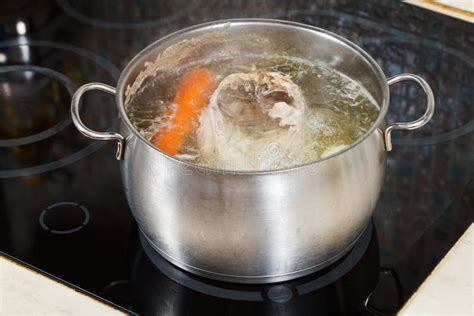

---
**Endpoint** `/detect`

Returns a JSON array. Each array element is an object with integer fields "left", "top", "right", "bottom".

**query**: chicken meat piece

[{"left": 197, "top": 72, "right": 307, "bottom": 170}]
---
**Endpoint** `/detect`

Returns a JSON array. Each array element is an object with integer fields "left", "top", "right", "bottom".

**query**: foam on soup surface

[{"left": 126, "top": 55, "right": 380, "bottom": 171}]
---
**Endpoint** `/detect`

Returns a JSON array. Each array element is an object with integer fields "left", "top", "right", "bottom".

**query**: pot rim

[{"left": 116, "top": 18, "right": 390, "bottom": 175}]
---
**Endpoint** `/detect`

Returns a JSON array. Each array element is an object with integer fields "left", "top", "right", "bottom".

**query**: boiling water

[{"left": 126, "top": 55, "right": 380, "bottom": 170}]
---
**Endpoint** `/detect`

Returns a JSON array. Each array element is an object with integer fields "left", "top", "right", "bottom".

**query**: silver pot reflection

[{"left": 71, "top": 19, "right": 434, "bottom": 283}]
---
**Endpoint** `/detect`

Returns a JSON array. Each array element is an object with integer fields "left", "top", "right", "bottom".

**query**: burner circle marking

[
  {"left": 39, "top": 201, "right": 90, "bottom": 234},
  {"left": 0, "top": 65, "right": 76, "bottom": 147},
  {"left": 56, "top": 0, "right": 197, "bottom": 29},
  {"left": 0, "top": 40, "right": 120, "bottom": 178},
  {"left": 138, "top": 223, "right": 373, "bottom": 301},
  {"left": 361, "top": 36, "right": 474, "bottom": 146},
  {"left": 266, "top": 285, "right": 293, "bottom": 303}
]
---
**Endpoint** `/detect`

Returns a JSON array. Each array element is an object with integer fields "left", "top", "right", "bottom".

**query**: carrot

[{"left": 152, "top": 68, "right": 216, "bottom": 155}]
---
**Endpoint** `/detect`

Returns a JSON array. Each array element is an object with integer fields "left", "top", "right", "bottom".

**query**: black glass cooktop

[{"left": 1, "top": 1, "right": 473, "bottom": 315}]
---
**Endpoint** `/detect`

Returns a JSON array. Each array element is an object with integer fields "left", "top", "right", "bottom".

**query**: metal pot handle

[
  {"left": 71, "top": 82, "right": 124, "bottom": 160},
  {"left": 384, "top": 73, "right": 435, "bottom": 151}
]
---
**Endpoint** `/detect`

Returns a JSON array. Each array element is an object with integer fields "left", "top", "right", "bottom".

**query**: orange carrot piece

[{"left": 152, "top": 68, "right": 216, "bottom": 155}]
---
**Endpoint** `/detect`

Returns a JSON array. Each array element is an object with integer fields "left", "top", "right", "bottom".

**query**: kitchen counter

[
  {"left": 399, "top": 224, "right": 474, "bottom": 315},
  {"left": 0, "top": 254, "right": 128, "bottom": 315}
]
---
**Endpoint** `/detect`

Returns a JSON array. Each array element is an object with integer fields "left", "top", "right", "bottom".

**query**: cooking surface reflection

[{"left": 129, "top": 223, "right": 379, "bottom": 315}]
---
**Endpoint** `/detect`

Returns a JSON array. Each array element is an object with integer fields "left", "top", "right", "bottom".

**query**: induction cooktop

[{"left": 0, "top": 1, "right": 472, "bottom": 315}]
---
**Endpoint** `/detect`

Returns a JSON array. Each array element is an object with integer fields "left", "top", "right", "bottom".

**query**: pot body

[
  {"left": 120, "top": 121, "right": 385, "bottom": 283},
  {"left": 71, "top": 19, "right": 434, "bottom": 284}
]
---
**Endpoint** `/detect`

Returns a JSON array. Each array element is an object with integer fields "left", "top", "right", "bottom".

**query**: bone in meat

[{"left": 197, "top": 72, "right": 307, "bottom": 170}]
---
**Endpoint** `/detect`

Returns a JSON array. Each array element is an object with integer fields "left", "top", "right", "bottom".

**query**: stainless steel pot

[{"left": 71, "top": 19, "right": 434, "bottom": 283}]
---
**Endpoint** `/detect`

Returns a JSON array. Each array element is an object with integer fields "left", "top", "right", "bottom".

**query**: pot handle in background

[
  {"left": 71, "top": 83, "right": 124, "bottom": 160},
  {"left": 384, "top": 74, "right": 435, "bottom": 151}
]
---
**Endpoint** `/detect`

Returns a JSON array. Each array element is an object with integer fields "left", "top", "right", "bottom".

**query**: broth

[{"left": 126, "top": 55, "right": 380, "bottom": 171}]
